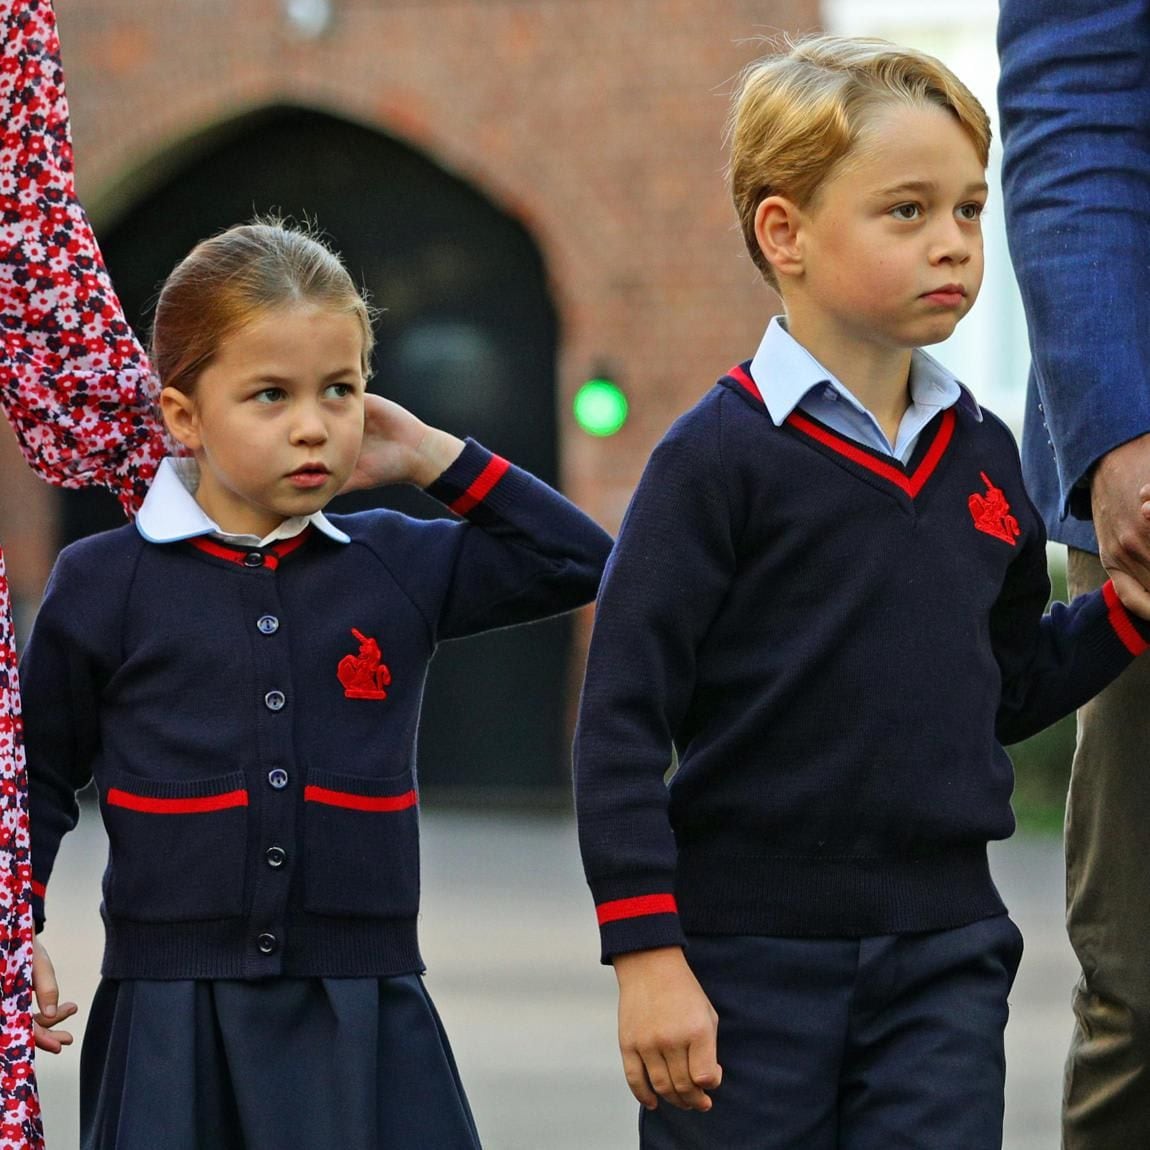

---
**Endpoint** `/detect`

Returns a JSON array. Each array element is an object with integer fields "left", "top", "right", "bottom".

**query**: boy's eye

[
  {"left": 324, "top": 382, "right": 356, "bottom": 399},
  {"left": 254, "top": 387, "right": 286, "bottom": 404},
  {"left": 890, "top": 203, "right": 921, "bottom": 221},
  {"left": 957, "top": 202, "right": 985, "bottom": 222}
]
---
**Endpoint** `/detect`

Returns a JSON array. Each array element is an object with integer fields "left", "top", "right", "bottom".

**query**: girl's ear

[
  {"left": 159, "top": 386, "right": 202, "bottom": 452},
  {"left": 754, "top": 195, "right": 805, "bottom": 281}
]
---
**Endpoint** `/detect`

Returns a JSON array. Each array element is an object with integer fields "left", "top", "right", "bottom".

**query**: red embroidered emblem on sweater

[
  {"left": 968, "top": 472, "right": 1020, "bottom": 545},
  {"left": 337, "top": 629, "right": 392, "bottom": 699}
]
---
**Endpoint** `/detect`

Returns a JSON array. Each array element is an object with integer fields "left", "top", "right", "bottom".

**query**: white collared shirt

[
  {"left": 136, "top": 457, "right": 351, "bottom": 546},
  {"left": 748, "top": 316, "right": 982, "bottom": 463}
]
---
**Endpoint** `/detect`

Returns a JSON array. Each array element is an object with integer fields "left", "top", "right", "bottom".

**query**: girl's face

[{"left": 160, "top": 302, "right": 367, "bottom": 538}]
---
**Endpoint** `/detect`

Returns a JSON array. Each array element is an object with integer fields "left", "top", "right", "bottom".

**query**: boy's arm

[
  {"left": 993, "top": 490, "right": 1150, "bottom": 746},
  {"left": 0, "top": 0, "right": 165, "bottom": 515},
  {"left": 574, "top": 400, "right": 734, "bottom": 1109}
]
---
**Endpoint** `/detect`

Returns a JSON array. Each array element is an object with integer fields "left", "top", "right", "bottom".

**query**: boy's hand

[
  {"left": 32, "top": 938, "right": 78, "bottom": 1054},
  {"left": 1092, "top": 443, "right": 1150, "bottom": 619},
  {"left": 612, "top": 946, "right": 722, "bottom": 1112},
  {"left": 342, "top": 393, "right": 465, "bottom": 492}
]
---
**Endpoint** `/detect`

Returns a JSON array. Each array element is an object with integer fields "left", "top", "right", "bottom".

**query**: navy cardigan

[
  {"left": 575, "top": 366, "right": 1150, "bottom": 961},
  {"left": 23, "top": 441, "right": 612, "bottom": 979}
]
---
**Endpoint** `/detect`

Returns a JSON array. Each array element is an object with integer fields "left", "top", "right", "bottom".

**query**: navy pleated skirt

[{"left": 79, "top": 975, "right": 482, "bottom": 1150}]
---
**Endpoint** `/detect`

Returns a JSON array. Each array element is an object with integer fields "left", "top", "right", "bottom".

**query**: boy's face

[
  {"left": 160, "top": 302, "right": 366, "bottom": 538},
  {"left": 774, "top": 102, "right": 987, "bottom": 363}
]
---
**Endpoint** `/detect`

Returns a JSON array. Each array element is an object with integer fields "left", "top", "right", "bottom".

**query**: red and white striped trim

[
  {"left": 596, "top": 893, "right": 678, "bottom": 926},
  {"left": 304, "top": 785, "right": 419, "bottom": 813},
  {"left": 188, "top": 528, "right": 311, "bottom": 571}
]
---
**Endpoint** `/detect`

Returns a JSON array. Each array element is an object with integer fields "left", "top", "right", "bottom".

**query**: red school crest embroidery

[
  {"left": 968, "top": 471, "right": 1021, "bottom": 546},
  {"left": 337, "top": 629, "right": 392, "bottom": 699}
]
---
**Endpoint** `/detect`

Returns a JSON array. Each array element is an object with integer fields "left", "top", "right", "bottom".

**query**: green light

[{"left": 574, "top": 378, "right": 628, "bottom": 437}]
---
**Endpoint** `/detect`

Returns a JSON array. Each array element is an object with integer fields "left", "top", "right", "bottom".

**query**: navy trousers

[{"left": 641, "top": 915, "right": 1023, "bottom": 1150}]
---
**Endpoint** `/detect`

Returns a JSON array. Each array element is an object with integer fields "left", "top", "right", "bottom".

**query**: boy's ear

[
  {"left": 754, "top": 195, "right": 805, "bottom": 281},
  {"left": 159, "top": 386, "right": 202, "bottom": 451}
]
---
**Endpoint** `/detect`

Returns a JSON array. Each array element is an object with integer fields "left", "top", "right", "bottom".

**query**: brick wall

[{"left": 3, "top": 0, "right": 820, "bottom": 627}]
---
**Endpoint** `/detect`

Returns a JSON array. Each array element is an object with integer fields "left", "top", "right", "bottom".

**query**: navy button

[
  {"left": 256, "top": 932, "right": 278, "bottom": 954},
  {"left": 243, "top": 552, "right": 264, "bottom": 568},
  {"left": 264, "top": 690, "right": 286, "bottom": 711},
  {"left": 265, "top": 846, "right": 287, "bottom": 868},
  {"left": 267, "top": 768, "right": 289, "bottom": 790},
  {"left": 257, "top": 615, "right": 280, "bottom": 635}
]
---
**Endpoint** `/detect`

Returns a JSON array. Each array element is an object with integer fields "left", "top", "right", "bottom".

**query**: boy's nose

[{"left": 931, "top": 221, "right": 972, "bottom": 264}]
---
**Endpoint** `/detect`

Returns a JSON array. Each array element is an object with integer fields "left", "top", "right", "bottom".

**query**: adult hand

[
  {"left": 1092, "top": 433, "right": 1150, "bottom": 618},
  {"left": 612, "top": 946, "right": 722, "bottom": 1112},
  {"left": 31, "top": 937, "right": 78, "bottom": 1054}
]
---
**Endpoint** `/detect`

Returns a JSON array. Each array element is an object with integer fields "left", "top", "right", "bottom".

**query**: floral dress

[{"left": 0, "top": 1, "right": 164, "bottom": 1144}]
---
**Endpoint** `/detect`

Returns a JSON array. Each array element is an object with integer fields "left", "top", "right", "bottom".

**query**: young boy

[{"left": 574, "top": 36, "right": 1150, "bottom": 1149}]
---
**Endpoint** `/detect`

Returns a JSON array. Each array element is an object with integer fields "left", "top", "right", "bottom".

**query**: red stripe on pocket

[
  {"left": 304, "top": 785, "right": 419, "bottom": 812},
  {"left": 106, "top": 788, "right": 249, "bottom": 814},
  {"left": 449, "top": 456, "right": 510, "bottom": 516},
  {"left": 1103, "top": 579, "right": 1149, "bottom": 656},
  {"left": 596, "top": 893, "right": 678, "bottom": 926}
]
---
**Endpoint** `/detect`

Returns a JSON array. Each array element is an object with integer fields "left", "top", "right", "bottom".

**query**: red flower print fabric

[{"left": 0, "top": 1, "right": 165, "bottom": 1143}]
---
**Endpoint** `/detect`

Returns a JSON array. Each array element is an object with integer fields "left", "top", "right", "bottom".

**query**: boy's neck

[{"left": 782, "top": 308, "right": 914, "bottom": 446}]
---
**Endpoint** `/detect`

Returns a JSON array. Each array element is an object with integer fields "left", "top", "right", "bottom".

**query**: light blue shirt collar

[
  {"left": 747, "top": 315, "right": 981, "bottom": 455},
  {"left": 136, "top": 457, "right": 351, "bottom": 546}
]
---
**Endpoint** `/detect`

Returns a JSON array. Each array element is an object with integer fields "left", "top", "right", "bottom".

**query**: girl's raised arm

[{"left": 0, "top": 0, "right": 165, "bottom": 517}]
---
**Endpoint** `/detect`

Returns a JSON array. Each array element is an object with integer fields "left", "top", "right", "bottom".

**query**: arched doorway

[{"left": 62, "top": 106, "right": 569, "bottom": 801}]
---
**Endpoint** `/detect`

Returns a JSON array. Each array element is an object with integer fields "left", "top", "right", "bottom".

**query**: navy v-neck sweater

[
  {"left": 575, "top": 366, "right": 1150, "bottom": 960},
  {"left": 22, "top": 441, "right": 612, "bottom": 979}
]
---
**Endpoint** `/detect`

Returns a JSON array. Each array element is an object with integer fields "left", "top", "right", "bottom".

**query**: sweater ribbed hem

[
  {"left": 100, "top": 913, "right": 424, "bottom": 979},
  {"left": 676, "top": 843, "right": 1004, "bottom": 938}
]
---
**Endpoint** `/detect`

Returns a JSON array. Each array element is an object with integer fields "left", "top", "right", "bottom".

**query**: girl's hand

[
  {"left": 32, "top": 937, "right": 78, "bottom": 1054},
  {"left": 342, "top": 393, "right": 465, "bottom": 492}
]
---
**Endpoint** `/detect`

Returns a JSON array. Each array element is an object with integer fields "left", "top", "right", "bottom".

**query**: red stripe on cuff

[
  {"left": 449, "top": 455, "right": 511, "bottom": 516},
  {"left": 1103, "top": 579, "right": 1149, "bottom": 656},
  {"left": 31, "top": 880, "right": 46, "bottom": 899},
  {"left": 106, "top": 788, "right": 249, "bottom": 814},
  {"left": 596, "top": 893, "right": 678, "bottom": 926},
  {"left": 304, "top": 785, "right": 419, "bottom": 812}
]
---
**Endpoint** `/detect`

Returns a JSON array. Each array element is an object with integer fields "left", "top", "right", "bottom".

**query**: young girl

[{"left": 20, "top": 225, "right": 611, "bottom": 1148}]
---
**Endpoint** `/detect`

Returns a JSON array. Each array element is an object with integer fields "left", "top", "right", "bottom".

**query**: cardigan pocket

[
  {"left": 99, "top": 768, "right": 249, "bottom": 923},
  {"left": 302, "top": 767, "right": 420, "bottom": 919}
]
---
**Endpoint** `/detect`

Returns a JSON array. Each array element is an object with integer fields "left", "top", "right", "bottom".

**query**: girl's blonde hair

[
  {"left": 151, "top": 218, "right": 374, "bottom": 394},
  {"left": 727, "top": 35, "right": 991, "bottom": 287}
]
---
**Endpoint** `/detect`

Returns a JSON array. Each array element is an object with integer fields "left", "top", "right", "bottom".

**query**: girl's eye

[
  {"left": 958, "top": 202, "right": 985, "bottom": 222},
  {"left": 254, "top": 387, "right": 286, "bottom": 404},
  {"left": 891, "top": 203, "right": 921, "bottom": 221}
]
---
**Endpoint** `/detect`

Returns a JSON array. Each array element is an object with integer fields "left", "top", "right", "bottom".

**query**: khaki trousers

[{"left": 1064, "top": 549, "right": 1150, "bottom": 1148}]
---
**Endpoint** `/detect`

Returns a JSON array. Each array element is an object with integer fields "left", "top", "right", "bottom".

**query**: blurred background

[{"left": 1, "top": 0, "right": 1079, "bottom": 1145}]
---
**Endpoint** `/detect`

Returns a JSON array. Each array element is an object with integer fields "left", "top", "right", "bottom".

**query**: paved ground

[{"left": 35, "top": 808, "right": 1076, "bottom": 1149}]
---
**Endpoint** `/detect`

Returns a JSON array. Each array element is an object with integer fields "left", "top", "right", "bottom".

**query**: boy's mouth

[{"left": 921, "top": 284, "right": 967, "bottom": 307}]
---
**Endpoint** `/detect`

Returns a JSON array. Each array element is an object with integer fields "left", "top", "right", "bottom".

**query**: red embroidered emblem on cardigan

[
  {"left": 337, "top": 628, "right": 392, "bottom": 699},
  {"left": 968, "top": 472, "right": 1020, "bottom": 545}
]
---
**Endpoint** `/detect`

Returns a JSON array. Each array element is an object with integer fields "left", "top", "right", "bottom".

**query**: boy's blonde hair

[
  {"left": 151, "top": 217, "right": 374, "bottom": 395},
  {"left": 728, "top": 35, "right": 991, "bottom": 287}
]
